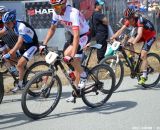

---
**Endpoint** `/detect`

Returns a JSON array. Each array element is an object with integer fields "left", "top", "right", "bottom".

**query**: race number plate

[{"left": 45, "top": 51, "right": 58, "bottom": 64}]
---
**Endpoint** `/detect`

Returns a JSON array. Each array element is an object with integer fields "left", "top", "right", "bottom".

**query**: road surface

[{"left": 0, "top": 77, "right": 160, "bottom": 130}]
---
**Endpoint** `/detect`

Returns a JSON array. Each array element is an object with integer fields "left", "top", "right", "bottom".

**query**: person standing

[{"left": 92, "top": 0, "right": 108, "bottom": 62}]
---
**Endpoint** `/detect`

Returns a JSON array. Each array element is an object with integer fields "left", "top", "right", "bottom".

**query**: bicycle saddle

[{"left": 90, "top": 44, "right": 102, "bottom": 49}]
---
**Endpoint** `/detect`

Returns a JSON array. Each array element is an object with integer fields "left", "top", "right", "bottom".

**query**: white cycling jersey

[{"left": 51, "top": 6, "right": 89, "bottom": 35}]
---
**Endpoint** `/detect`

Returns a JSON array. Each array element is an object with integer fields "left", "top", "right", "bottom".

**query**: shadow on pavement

[
  {"left": 115, "top": 83, "right": 160, "bottom": 93},
  {"left": 0, "top": 100, "right": 137, "bottom": 129},
  {"left": 1, "top": 91, "right": 72, "bottom": 105},
  {"left": 41, "top": 100, "right": 137, "bottom": 121},
  {"left": 0, "top": 112, "right": 32, "bottom": 130}
]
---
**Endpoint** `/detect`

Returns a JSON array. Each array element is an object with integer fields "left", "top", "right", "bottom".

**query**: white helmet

[{"left": 0, "top": 6, "right": 6, "bottom": 13}]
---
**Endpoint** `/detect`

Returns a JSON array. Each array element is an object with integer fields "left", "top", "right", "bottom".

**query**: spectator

[{"left": 92, "top": 0, "right": 108, "bottom": 62}]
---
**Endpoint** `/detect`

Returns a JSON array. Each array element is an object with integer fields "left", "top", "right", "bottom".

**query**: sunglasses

[{"left": 52, "top": 4, "right": 64, "bottom": 10}]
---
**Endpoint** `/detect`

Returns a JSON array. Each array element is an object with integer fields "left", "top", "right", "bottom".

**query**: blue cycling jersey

[{"left": 4, "top": 20, "right": 38, "bottom": 44}]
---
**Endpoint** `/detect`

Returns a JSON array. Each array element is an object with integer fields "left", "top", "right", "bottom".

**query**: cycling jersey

[
  {"left": 3, "top": 20, "right": 39, "bottom": 60},
  {"left": 4, "top": 20, "right": 38, "bottom": 45},
  {"left": 124, "top": 16, "right": 156, "bottom": 41},
  {"left": 51, "top": 6, "right": 90, "bottom": 35}
]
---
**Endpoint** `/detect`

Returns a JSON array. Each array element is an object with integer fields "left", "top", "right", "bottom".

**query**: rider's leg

[
  {"left": 138, "top": 50, "right": 148, "bottom": 85},
  {"left": 128, "top": 37, "right": 135, "bottom": 56},
  {"left": 138, "top": 37, "right": 156, "bottom": 85},
  {"left": 140, "top": 50, "right": 148, "bottom": 77},
  {"left": 11, "top": 46, "right": 37, "bottom": 92},
  {"left": 64, "top": 45, "right": 87, "bottom": 102},
  {"left": 64, "top": 45, "right": 84, "bottom": 86},
  {"left": 17, "top": 57, "right": 27, "bottom": 86}
]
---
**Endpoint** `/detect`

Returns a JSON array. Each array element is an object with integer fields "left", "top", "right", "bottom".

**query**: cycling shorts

[
  {"left": 63, "top": 32, "right": 91, "bottom": 57},
  {"left": 19, "top": 41, "right": 39, "bottom": 61},
  {"left": 142, "top": 36, "right": 156, "bottom": 51}
]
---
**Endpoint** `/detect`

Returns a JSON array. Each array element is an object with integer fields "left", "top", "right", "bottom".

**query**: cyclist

[
  {"left": 111, "top": 8, "right": 156, "bottom": 85},
  {"left": 0, "top": 10, "right": 39, "bottom": 92},
  {"left": 40, "top": 0, "right": 91, "bottom": 102},
  {"left": 0, "top": 6, "right": 8, "bottom": 54}
]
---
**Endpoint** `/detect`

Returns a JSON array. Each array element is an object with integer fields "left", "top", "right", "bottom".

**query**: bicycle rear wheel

[
  {"left": 21, "top": 71, "right": 62, "bottom": 120},
  {"left": 99, "top": 56, "right": 124, "bottom": 91},
  {"left": 82, "top": 64, "right": 115, "bottom": 108},
  {"left": 0, "top": 73, "right": 4, "bottom": 104},
  {"left": 23, "top": 61, "right": 49, "bottom": 97},
  {"left": 139, "top": 53, "right": 160, "bottom": 88}
]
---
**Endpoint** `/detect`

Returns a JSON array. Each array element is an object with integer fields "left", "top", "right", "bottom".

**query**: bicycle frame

[
  {"left": 49, "top": 55, "right": 102, "bottom": 97},
  {"left": 118, "top": 45, "right": 142, "bottom": 78}
]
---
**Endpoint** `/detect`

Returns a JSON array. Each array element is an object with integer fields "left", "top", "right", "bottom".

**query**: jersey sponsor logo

[
  {"left": 26, "top": 47, "right": 37, "bottom": 58},
  {"left": 146, "top": 22, "right": 152, "bottom": 29},
  {"left": 60, "top": 20, "right": 72, "bottom": 26},
  {"left": 26, "top": 29, "right": 33, "bottom": 35},
  {"left": 27, "top": 9, "right": 54, "bottom": 16}
]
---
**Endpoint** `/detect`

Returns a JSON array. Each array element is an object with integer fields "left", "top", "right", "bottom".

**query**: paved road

[{"left": 0, "top": 77, "right": 160, "bottom": 130}]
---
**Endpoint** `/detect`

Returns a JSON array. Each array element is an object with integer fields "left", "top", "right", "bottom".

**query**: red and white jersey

[{"left": 51, "top": 6, "right": 89, "bottom": 35}]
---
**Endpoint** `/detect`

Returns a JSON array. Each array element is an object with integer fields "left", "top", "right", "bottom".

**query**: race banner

[{"left": 25, "top": 1, "right": 62, "bottom": 29}]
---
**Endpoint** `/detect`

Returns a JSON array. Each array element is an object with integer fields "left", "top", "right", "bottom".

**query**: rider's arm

[
  {"left": 9, "top": 36, "right": 23, "bottom": 55},
  {"left": 111, "top": 25, "right": 127, "bottom": 39},
  {"left": 132, "top": 27, "right": 143, "bottom": 45},
  {"left": 43, "top": 24, "right": 56, "bottom": 45},
  {"left": 71, "top": 26, "right": 80, "bottom": 57}
]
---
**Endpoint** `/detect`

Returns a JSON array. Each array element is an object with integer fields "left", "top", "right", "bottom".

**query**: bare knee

[
  {"left": 141, "top": 51, "right": 147, "bottom": 60},
  {"left": 64, "top": 45, "right": 72, "bottom": 56}
]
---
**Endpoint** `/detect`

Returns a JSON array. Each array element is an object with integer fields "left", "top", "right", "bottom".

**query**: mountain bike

[
  {"left": 100, "top": 40, "right": 160, "bottom": 91},
  {"left": 21, "top": 49, "right": 115, "bottom": 120}
]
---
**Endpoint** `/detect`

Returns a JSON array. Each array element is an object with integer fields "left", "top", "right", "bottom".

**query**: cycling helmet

[
  {"left": 2, "top": 10, "right": 16, "bottom": 23},
  {"left": 124, "top": 8, "right": 135, "bottom": 18},
  {"left": 0, "top": 6, "right": 6, "bottom": 13},
  {"left": 49, "top": 0, "right": 66, "bottom": 6}
]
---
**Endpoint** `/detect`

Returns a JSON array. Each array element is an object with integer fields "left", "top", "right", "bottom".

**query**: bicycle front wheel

[
  {"left": 21, "top": 71, "right": 62, "bottom": 120},
  {"left": 99, "top": 56, "right": 124, "bottom": 91},
  {"left": 139, "top": 53, "right": 160, "bottom": 88},
  {"left": 82, "top": 64, "right": 115, "bottom": 108}
]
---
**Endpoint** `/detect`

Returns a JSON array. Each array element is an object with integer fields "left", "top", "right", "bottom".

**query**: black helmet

[{"left": 124, "top": 8, "right": 135, "bottom": 18}]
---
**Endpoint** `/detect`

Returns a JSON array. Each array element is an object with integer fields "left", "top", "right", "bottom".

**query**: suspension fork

[{"left": 121, "top": 49, "right": 134, "bottom": 72}]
